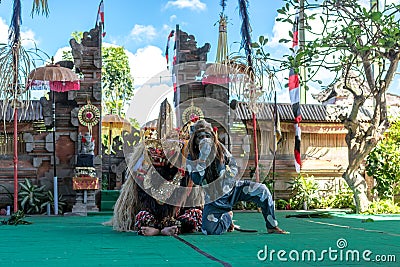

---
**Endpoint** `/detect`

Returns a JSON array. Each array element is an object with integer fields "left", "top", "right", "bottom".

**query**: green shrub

[
  {"left": 275, "top": 199, "right": 290, "bottom": 210},
  {"left": 320, "top": 185, "right": 355, "bottom": 211},
  {"left": 363, "top": 199, "right": 400, "bottom": 214},
  {"left": 366, "top": 119, "right": 400, "bottom": 201},
  {"left": 18, "top": 178, "right": 46, "bottom": 214},
  {"left": 233, "top": 201, "right": 258, "bottom": 210},
  {"left": 40, "top": 190, "right": 67, "bottom": 215},
  {"left": 288, "top": 174, "right": 320, "bottom": 210}
]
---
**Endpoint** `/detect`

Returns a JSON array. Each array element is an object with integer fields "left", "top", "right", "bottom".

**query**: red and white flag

[
  {"left": 96, "top": 0, "right": 106, "bottom": 37},
  {"left": 289, "top": 9, "right": 302, "bottom": 173},
  {"left": 172, "top": 30, "right": 179, "bottom": 108},
  {"left": 165, "top": 30, "right": 175, "bottom": 69}
]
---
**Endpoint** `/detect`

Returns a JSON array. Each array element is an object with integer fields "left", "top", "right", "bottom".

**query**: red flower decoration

[
  {"left": 178, "top": 168, "right": 186, "bottom": 176},
  {"left": 190, "top": 115, "right": 199, "bottom": 123}
]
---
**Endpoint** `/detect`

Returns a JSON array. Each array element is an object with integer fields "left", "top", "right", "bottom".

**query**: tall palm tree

[{"left": 0, "top": 0, "right": 49, "bottom": 212}]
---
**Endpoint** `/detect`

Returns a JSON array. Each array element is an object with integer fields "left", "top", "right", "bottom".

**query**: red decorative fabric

[
  {"left": 49, "top": 81, "right": 80, "bottom": 92},
  {"left": 177, "top": 208, "right": 203, "bottom": 233}
]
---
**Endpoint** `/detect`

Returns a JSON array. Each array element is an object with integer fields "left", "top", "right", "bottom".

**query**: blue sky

[
  {"left": 0, "top": 0, "right": 295, "bottom": 103},
  {"left": 0, "top": 0, "right": 399, "bottom": 105},
  {"left": 0, "top": 0, "right": 282, "bottom": 60}
]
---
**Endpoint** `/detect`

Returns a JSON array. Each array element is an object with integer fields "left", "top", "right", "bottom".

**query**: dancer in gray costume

[{"left": 186, "top": 119, "right": 288, "bottom": 235}]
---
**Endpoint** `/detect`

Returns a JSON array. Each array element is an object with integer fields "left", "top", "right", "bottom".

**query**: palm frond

[{"left": 0, "top": 43, "right": 46, "bottom": 124}]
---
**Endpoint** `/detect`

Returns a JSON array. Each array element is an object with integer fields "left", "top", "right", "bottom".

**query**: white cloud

[
  {"left": 165, "top": 0, "right": 206, "bottom": 11},
  {"left": 0, "top": 17, "right": 38, "bottom": 48},
  {"left": 170, "top": 15, "right": 177, "bottom": 22},
  {"left": 20, "top": 29, "right": 38, "bottom": 48},
  {"left": 268, "top": 15, "right": 292, "bottom": 48},
  {"left": 100, "top": 44, "right": 167, "bottom": 89},
  {"left": 126, "top": 46, "right": 173, "bottom": 125},
  {"left": 54, "top": 44, "right": 167, "bottom": 89},
  {"left": 126, "top": 45, "right": 168, "bottom": 87},
  {"left": 53, "top": 46, "right": 71, "bottom": 62},
  {"left": 126, "top": 82, "right": 173, "bottom": 126},
  {"left": 53, "top": 44, "right": 172, "bottom": 123},
  {"left": 0, "top": 18, "right": 8, "bottom": 43},
  {"left": 130, "top": 24, "right": 157, "bottom": 42}
]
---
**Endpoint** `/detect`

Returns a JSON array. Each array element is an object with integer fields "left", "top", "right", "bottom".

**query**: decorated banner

[
  {"left": 96, "top": 0, "right": 106, "bottom": 37},
  {"left": 165, "top": 30, "right": 174, "bottom": 69},
  {"left": 289, "top": 9, "right": 302, "bottom": 173},
  {"left": 72, "top": 176, "right": 99, "bottom": 190},
  {"left": 29, "top": 80, "right": 80, "bottom": 92}
]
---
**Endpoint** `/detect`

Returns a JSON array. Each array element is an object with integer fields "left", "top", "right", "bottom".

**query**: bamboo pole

[
  {"left": 299, "top": 0, "right": 306, "bottom": 104},
  {"left": 12, "top": 41, "right": 19, "bottom": 213},
  {"left": 13, "top": 107, "right": 18, "bottom": 212}
]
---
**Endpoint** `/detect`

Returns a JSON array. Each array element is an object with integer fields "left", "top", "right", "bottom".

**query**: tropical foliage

[
  {"left": 18, "top": 178, "right": 46, "bottom": 214},
  {"left": 253, "top": 0, "right": 400, "bottom": 212},
  {"left": 1, "top": 210, "right": 32, "bottom": 225},
  {"left": 288, "top": 174, "right": 320, "bottom": 210},
  {"left": 40, "top": 190, "right": 67, "bottom": 214},
  {"left": 320, "top": 184, "right": 355, "bottom": 211},
  {"left": 102, "top": 46, "right": 134, "bottom": 116},
  {"left": 363, "top": 199, "right": 400, "bottom": 214},
  {"left": 366, "top": 119, "right": 400, "bottom": 201},
  {"left": 18, "top": 178, "right": 66, "bottom": 214}
]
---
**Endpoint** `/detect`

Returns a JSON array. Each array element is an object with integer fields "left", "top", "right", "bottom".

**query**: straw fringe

[{"left": 107, "top": 143, "right": 145, "bottom": 232}]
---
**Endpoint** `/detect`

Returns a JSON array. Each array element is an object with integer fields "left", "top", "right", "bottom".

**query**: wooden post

[
  {"left": 272, "top": 91, "right": 277, "bottom": 200},
  {"left": 108, "top": 127, "right": 112, "bottom": 190},
  {"left": 13, "top": 107, "right": 18, "bottom": 213},
  {"left": 252, "top": 112, "right": 259, "bottom": 182},
  {"left": 299, "top": 0, "right": 307, "bottom": 104},
  {"left": 52, "top": 90, "right": 58, "bottom": 215},
  {"left": 12, "top": 40, "right": 19, "bottom": 213}
]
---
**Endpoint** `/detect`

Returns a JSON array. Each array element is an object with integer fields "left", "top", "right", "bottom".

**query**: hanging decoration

[
  {"left": 182, "top": 104, "right": 204, "bottom": 124},
  {"left": 288, "top": 8, "right": 302, "bottom": 173},
  {"left": 202, "top": 12, "right": 230, "bottom": 86},
  {"left": 165, "top": 30, "right": 175, "bottom": 70},
  {"left": 78, "top": 101, "right": 100, "bottom": 135},
  {"left": 215, "top": 13, "right": 228, "bottom": 64}
]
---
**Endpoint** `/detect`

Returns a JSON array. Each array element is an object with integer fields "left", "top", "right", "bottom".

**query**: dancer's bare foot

[
  {"left": 140, "top": 226, "right": 160, "bottom": 236},
  {"left": 161, "top": 225, "right": 179, "bottom": 236},
  {"left": 267, "top": 226, "right": 289, "bottom": 234},
  {"left": 227, "top": 211, "right": 235, "bottom": 232}
]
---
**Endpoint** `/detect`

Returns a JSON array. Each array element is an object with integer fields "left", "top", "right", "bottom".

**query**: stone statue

[
  {"left": 77, "top": 132, "right": 95, "bottom": 167},
  {"left": 79, "top": 132, "right": 95, "bottom": 155}
]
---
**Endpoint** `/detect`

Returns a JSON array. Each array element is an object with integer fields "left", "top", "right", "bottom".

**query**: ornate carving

[
  {"left": 178, "top": 29, "right": 210, "bottom": 63},
  {"left": 70, "top": 107, "right": 79, "bottom": 127},
  {"left": 70, "top": 38, "right": 83, "bottom": 71},
  {"left": 78, "top": 132, "right": 95, "bottom": 155}
]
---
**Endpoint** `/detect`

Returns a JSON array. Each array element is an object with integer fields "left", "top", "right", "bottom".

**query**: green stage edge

[{"left": 0, "top": 211, "right": 399, "bottom": 266}]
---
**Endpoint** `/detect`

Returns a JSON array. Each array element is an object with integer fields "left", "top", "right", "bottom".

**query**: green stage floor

[{"left": 0, "top": 211, "right": 399, "bottom": 266}]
